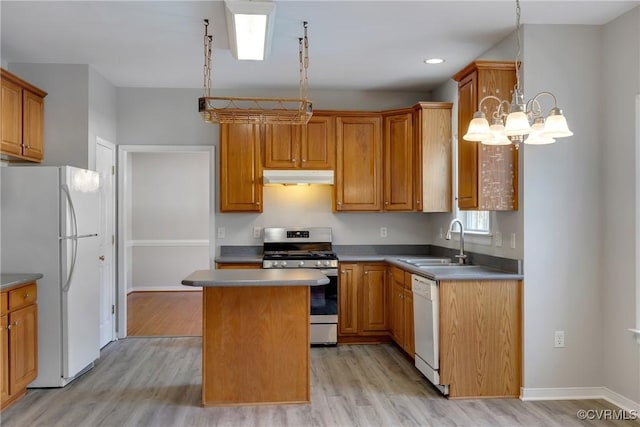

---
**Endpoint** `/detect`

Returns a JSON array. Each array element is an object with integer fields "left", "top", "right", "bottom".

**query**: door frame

[
  {"left": 116, "top": 145, "right": 215, "bottom": 339},
  {"left": 95, "top": 136, "right": 117, "bottom": 346}
]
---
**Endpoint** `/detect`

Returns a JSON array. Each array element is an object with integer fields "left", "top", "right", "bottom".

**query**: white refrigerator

[{"left": 1, "top": 166, "right": 101, "bottom": 387}]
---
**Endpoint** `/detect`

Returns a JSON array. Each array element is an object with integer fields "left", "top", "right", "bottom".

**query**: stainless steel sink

[
  {"left": 417, "top": 265, "right": 485, "bottom": 274},
  {"left": 398, "top": 258, "right": 452, "bottom": 265}
]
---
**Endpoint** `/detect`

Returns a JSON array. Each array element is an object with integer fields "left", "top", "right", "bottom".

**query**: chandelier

[
  {"left": 198, "top": 19, "right": 312, "bottom": 125},
  {"left": 463, "top": 0, "right": 572, "bottom": 146}
]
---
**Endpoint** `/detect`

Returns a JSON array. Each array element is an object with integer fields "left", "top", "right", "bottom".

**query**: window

[{"left": 458, "top": 210, "right": 490, "bottom": 234}]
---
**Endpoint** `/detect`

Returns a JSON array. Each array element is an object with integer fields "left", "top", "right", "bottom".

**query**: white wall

[
  {"left": 522, "top": 24, "right": 603, "bottom": 390},
  {"left": 8, "top": 63, "right": 90, "bottom": 168},
  {"left": 129, "top": 152, "right": 210, "bottom": 291},
  {"left": 601, "top": 7, "right": 640, "bottom": 405},
  {"left": 88, "top": 67, "right": 117, "bottom": 169}
]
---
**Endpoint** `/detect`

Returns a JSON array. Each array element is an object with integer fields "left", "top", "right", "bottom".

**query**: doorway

[{"left": 117, "top": 145, "right": 215, "bottom": 338}]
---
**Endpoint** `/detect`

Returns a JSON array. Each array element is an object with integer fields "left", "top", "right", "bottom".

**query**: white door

[{"left": 96, "top": 138, "right": 116, "bottom": 348}]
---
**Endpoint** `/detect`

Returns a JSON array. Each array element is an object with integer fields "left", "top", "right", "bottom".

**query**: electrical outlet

[
  {"left": 495, "top": 231, "right": 503, "bottom": 247},
  {"left": 217, "top": 227, "right": 226, "bottom": 239},
  {"left": 554, "top": 330, "right": 565, "bottom": 348},
  {"left": 510, "top": 233, "right": 517, "bottom": 249},
  {"left": 380, "top": 227, "right": 388, "bottom": 238},
  {"left": 439, "top": 227, "right": 444, "bottom": 239},
  {"left": 253, "top": 226, "right": 261, "bottom": 239}
]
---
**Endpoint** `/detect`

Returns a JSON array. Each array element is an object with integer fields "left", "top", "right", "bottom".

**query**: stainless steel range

[{"left": 263, "top": 227, "right": 338, "bottom": 345}]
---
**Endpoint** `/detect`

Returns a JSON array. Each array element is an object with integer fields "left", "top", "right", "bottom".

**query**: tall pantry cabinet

[{"left": 453, "top": 61, "right": 519, "bottom": 211}]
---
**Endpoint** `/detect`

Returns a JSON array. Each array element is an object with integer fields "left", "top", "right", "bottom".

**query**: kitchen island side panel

[{"left": 202, "top": 286, "right": 310, "bottom": 406}]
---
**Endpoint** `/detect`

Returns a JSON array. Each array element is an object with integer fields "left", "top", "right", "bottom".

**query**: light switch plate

[
  {"left": 380, "top": 227, "right": 388, "bottom": 238},
  {"left": 217, "top": 227, "right": 226, "bottom": 239},
  {"left": 495, "top": 231, "right": 503, "bottom": 247},
  {"left": 253, "top": 227, "right": 261, "bottom": 239}
]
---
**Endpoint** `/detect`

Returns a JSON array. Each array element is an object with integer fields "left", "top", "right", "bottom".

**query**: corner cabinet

[
  {"left": 1, "top": 281, "right": 38, "bottom": 411},
  {"left": 453, "top": 61, "right": 518, "bottom": 211},
  {"left": 264, "top": 114, "right": 335, "bottom": 170},
  {"left": 1, "top": 69, "right": 47, "bottom": 163},
  {"left": 219, "top": 123, "right": 263, "bottom": 212},
  {"left": 334, "top": 115, "right": 383, "bottom": 211},
  {"left": 413, "top": 102, "right": 453, "bottom": 212}
]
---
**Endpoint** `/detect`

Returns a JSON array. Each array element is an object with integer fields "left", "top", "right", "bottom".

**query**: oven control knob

[
  {"left": 299, "top": 261, "right": 305, "bottom": 267},
  {"left": 323, "top": 260, "right": 331, "bottom": 267},
  {"left": 316, "top": 261, "right": 322, "bottom": 267},
  {"left": 281, "top": 261, "right": 287, "bottom": 267},
  {"left": 272, "top": 261, "right": 279, "bottom": 267}
]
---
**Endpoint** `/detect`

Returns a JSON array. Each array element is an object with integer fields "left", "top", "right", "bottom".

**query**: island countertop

[{"left": 181, "top": 268, "right": 329, "bottom": 287}]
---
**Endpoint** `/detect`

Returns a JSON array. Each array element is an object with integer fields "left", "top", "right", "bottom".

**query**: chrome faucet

[{"left": 445, "top": 218, "right": 467, "bottom": 264}]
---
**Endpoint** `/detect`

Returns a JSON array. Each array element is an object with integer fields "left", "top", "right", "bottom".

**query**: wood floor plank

[
  {"left": 127, "top": 291, "right": 202, "bottom": 337},
  {"left": 1, "top": 338, "right": 635, "bottom": 427}
]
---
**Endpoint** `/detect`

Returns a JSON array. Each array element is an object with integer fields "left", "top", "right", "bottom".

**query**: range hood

[{"left": 263, "top": 169, "right": 334, "bottom": 185}]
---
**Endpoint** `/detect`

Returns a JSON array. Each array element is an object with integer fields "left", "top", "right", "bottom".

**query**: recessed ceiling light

[{"left": 424, "top": 58, "right": 445, "bottom": 65}]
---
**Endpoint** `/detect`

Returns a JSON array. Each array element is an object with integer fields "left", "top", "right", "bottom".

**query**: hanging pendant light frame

[
  {"left": 198, "top": 19, "right": 313, "bottom": 125},
  {"left": 462, "top": 0, "right": 572, "bottom": 146}
]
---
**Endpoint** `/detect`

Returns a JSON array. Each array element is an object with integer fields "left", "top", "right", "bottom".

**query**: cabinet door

[
  {"left": 1, "top": 314, "right": 9, "bottom": 404},
  {"left": 456, "top": 72, "right": 478, "bottom": 210},
  {"left": 1, "top": 78, "right": 23, "bottom": 157},
  {"left": 403, "top": 288, "right": 414, "bottom": 356},
  {"left": 264, "top": 124, "right": 301, "bottom": 168},
  {"left": 390, "top": 281, "right": 404, "bottom": 344},
  {"left": 9, "top": 304, "right": 37, "bottom": 393},
  {"left": 220, "top": 124, "right": 262, "bottom": 212},
  {"left": 360, "top": 264, "right": 388, "bottom": 332},
  {"left": 338, "top": 264, "right": 358, "bottom": 335},
  {"left": 22, "top": 90, "right": 44, "bottom": 162},
  {"left": 383, "top": 112, "right": 413, "bottom": 211},
  {"left": 416, "top": 104, "right": 452, "bottom": 213},
  {"left": 335, "top": 116, "right": 382, "bottom": 211},
  {"left": 301, "top": 115, "right": 334, "bottom": 169}
]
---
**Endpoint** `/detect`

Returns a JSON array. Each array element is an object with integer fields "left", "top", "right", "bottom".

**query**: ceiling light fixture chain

[
  {"left": 203, "top": 19, "right": 213, "bottom": 98},
  {"left": 198, "top": 18, "right": 312, "bottom": 125},
  {"left": 462, "top": 0, "right": 572, "bottom": 146}
]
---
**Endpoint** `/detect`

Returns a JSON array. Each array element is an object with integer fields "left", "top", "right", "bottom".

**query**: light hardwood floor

[
  {"left": 1, "top": 338, "right": 634, "bottom": 427},
  {"left": 127, "top": 291, "right": 202, "bottom": 337}
]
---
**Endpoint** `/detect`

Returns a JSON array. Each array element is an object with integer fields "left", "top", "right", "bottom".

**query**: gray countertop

[
  {"left": 214, "top": 253, "right": 523, "bottom": 281},
  {"left": 1, "top": 273, "right": 43, "bottom": 291},
  {"left": 182, "top": 269, "right": 330, "bottom": 287}
]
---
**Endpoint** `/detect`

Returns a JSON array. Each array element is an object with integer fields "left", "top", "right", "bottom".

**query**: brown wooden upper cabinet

[
  {"left": 1, "top": 68, "right": 47, "bottom": 163},
  {"left": 264, "top": 114, "right": 335, "bottom": 170},
  {"left": 334, "top": 115, "right": 383, "bottom": 211},
  {"left": 219, "top": 123, "right": 263, "bottom": 212},
  {"left": 413, "top": 102, "right": 453, "bottom": 212},
  {"left": 453, "top": 61, "right": 519, "bottom": 211},
  {"left": 383, "top": 110, "right": 414, "bottom": 211}
]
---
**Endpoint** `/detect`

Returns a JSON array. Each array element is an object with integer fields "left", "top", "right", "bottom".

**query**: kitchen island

[{"left": 181, "top": 269, "right": 329, "bottom": 407}]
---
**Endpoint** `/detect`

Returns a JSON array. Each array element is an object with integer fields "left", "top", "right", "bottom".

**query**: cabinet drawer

[
  {"left": 391, "top": 267, "right": 405, "bottom": 285},
  {"left": 8, "top": 283, "right": 36, "bottom": 310},
  {"left": 0, "top": 292, "right": 7, "bottom": 315}
]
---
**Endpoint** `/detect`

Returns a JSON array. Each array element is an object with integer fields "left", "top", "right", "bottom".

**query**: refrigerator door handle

[{"left": 61, "top": 184, "right": 79, "bottom": 293}]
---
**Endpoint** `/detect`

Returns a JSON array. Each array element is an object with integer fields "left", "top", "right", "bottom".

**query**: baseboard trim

[
  {"left": 521, "top": 387, "right": 640, "bottom": 413},
  {"left": 127, "top": 286, "right": 201, "bottom": 294}
]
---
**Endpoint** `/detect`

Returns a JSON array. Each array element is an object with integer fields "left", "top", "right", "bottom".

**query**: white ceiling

[{"left": 1, "top": 1, "right": 638, "bottom": 92}]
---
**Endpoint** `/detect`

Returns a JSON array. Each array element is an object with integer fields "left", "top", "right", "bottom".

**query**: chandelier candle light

[
  {"left": 198, "top": 18, "right": 313, "bottom": 125},
  {"left": 463, "top": 0, "right": 572, "bottom": 146}
]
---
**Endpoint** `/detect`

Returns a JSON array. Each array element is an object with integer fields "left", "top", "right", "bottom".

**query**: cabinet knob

[
  {"left": 302, "top": 159, "right": 306, "bottom": 162},
  {"left": 23, "top": 293, "right": 29, "bottom": 299},
  {"left": 6, "top": 324, "right": 11, "bottom": 330},
  {"left": 255, "top": 202, "right": 260, "bottom": 206},
  {"left": 385, "top": 201, "right": 389, "bottom": 205},
  {"left": 337, "top": 201, "right": 342, "bottom": 206},
  {"left": 292, "top": 158, "right": 296, "bottom": 162}
]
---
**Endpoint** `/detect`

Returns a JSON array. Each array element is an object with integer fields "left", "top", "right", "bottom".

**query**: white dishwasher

[{"left": 412, "top": 274, "right": 449, "bottom": 395}]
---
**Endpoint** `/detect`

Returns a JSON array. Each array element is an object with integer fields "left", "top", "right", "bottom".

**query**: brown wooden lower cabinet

[
  {"left": 1, "top": 281, "right": 38, "bottom": 411},
  {"left": 215, "top": 263, "right": 262, "bottom": 270},
  {"left": 338, "top": 262, "right": 390, "bottom": 343},
  {"left": 439, "top": 279, "right": 522, "bottom": 398},
  {"left": 388, "top": 267, "right": 414, "bottom": 357}
]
